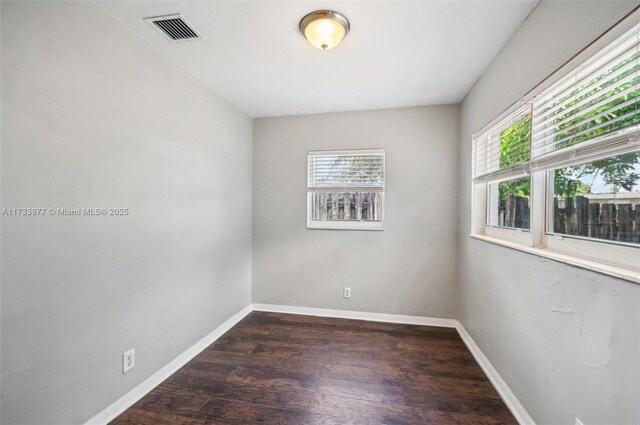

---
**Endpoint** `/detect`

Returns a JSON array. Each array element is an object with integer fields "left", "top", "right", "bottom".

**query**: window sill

[
  {"left": 469, "top": 234, "right": 640, "bottom": 285},
  {"left": 307, "top": 220, "right": 384, "bottom": 231},
  {"left": 307, "top": 227, "right": 384, "bottom": 231}
]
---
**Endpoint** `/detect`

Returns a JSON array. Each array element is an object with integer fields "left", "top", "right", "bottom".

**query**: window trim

[
  {"left": 473, "top": 164, "right": 640, "bottom": 279},
  {"left": 540, "top": 168, "right": 640, "bottom": 270},
  {"left": 472, "top": 178, "right": 535, "bottom": 247},
  {"left": 470, "top": 233, "right": 640, "bottom": 285}
]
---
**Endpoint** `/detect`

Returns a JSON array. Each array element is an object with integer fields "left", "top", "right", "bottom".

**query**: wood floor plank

[
  {"left": 195, "top": 397, "right": 358, "bottom": 425},
  {"left": 126, "top": 383, "right": 210, "bottom": 418},
  {"left": 168, "top": 370, "right": 316, "bottom": 410},
  {"left": 320, "top": 363, "right": 501, "bottom": 399},
  {"left": 111, "top": 311, "right": 516, "bottom": 425},
  {"left": 308, "top": 391, "right": 432, "bottom": 424},
  {"left": 110, "top": 409, "right": 211, "bottom": 425}
]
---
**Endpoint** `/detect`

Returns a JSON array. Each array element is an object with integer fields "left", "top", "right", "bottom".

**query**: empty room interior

[{"left": 2, "top": 1, "right": 640, "bottom": 424}]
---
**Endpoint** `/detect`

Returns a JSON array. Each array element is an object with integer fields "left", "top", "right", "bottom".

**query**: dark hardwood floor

[{"left": 111, "top": 311, "right": 517, "bottom": 425}]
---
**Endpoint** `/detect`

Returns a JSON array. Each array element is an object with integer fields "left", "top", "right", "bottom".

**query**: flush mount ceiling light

[{"left": 299, "top": 10, "right": 350, "bottom": 51}]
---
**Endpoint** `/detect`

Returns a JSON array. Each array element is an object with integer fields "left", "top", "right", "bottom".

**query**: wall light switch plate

[
  {"left": 575, "top": 418, "right": 585, "bottom": 425},
  {"left": 123, "top": 348, "right": 135, "bottom": 373},
  {"left": 343, "top": 287, "right": 351, "bottom": 298}
]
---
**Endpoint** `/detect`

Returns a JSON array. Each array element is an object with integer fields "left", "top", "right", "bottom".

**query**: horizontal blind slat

[
  {"left": 531, "top": 23, "right": 640, "bottom": 161},
  {"left": 533, "top": 73, "right": 639, "bottom": 134},
  {"left": 308, "top": 149, "right": 385, "bottom": 189},
  {"left": 532, "top": 28, "right": 639, "bottom": 110},
  {"left": 473, "top": 163, "right": 530, "bottom": 184},
  {"left": 473, "top": 104, "right": 532, "bottom": 180},
  {"left": 306, "top": 186, "right": 384, "bottom": 192},
  {"left": 531, "top": 129, "right": 640, "bottom": 170},
  {"left": 533, "top": 42, "right": 639, "bottom": 117},
  {"left": 533, "top": 107, "right": 640, "bottom": 152},
  {"left": 533, "top": 64, "right": 640, "bottom": 131},
  {"left": 533, "top": 84, "right": 640, "bottom": 137}
]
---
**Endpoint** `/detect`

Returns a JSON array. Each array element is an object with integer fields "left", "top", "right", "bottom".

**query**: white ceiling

[{"left": 97, "top": 1, "right": 538, "bottom": 117}]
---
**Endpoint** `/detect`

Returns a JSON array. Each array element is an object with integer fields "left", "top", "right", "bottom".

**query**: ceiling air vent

[{"left": 144, "top": 14, "right": 202, "bottom": 42}]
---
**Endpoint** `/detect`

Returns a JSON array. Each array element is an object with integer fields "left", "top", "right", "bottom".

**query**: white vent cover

[{"left": 144, "top": 14, "right": 202, "bottom": 42}]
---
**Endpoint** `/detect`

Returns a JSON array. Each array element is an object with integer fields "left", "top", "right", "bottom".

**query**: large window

[
  {"left": 307, "top": 149, "right": 385, "bottom": 230},
  {"left": 472, "top": 19, "right": 640, "bottom": 277}
]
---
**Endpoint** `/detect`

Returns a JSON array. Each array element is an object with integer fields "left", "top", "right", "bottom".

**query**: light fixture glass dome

[{"left": 299, "top": 10, "right": 350, "bottom": 51}]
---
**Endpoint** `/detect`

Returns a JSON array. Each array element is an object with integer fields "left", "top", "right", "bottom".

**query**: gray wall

[
  {"left": 1, "top": 2, "right": 252, "bottom": 424},
  {"left": 457, "top": 2, "right": 640, "bottom": 424},
  {"left": 253, "top": 106, "right": 459, "bottom": 318}
]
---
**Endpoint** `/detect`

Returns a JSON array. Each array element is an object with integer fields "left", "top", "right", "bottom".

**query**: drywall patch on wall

[
  {"left": 546, "top": 265, "right": 614, "bottom": 368},
  {"left": 578, "top": 288, "right": 612, "bottom": 369},
  {"left": 550, "top": 309, "right": 575, "bottom": 315}
]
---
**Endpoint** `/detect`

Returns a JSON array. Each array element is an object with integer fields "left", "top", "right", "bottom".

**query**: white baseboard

[
  {"left": 456, "top": 323, "right": 535, "bottom": 425},
  {"left": 85, "top": 303, "right": 533, "bottom": 425},
  {"left": 251, "top": 303, "right": 458, "bottom": 328},
  {"left": 84, "top": 304, "right": 253, "bottom": 425}
]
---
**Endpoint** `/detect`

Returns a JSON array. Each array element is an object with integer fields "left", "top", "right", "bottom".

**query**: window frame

[
  {"left": 472, "top": 165, "right": 640, "bottom": 281},
  {"left": 473, "top": 180, "right": 535, "bottom": 247},
  {"left": 306, "top": 148, "right": 385, "bottom": 231},
  {"left": 485, "top": 175, "right": 532, "bottom": 230},
  {"left": 541, "top": 167, "right": 640, "bottom": 269},
  {"left": 470, "top": 11, "right": 640, "bottom": 281},
  {"left": 471, "top": 103, "right": 535, "bottom": 247}
]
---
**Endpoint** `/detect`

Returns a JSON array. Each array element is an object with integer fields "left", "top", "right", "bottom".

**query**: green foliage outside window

[
  {"left": 496, "top": 45, "right": 640, "bottom": 207},
  {"left": 550, "top": 49, "right": 640, "bottom": 197},
  {"left": 555, "top": 51, "right": 640, "bottom": 148},
  {"left": 554, "top": 152, "right": 640, "bottom": 198},
  {"left": 498, "top": 115, "right": 531, "bottom": 209},
  {"left": 499, "top": 115, "right": 531, "bottom": 169}
]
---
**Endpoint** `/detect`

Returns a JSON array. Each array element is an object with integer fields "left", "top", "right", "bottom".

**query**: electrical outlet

[
  {"left": 123, "top": 348, "right": 135, "bottom": 373},
  {"left": 343, "top": 287, "right": 351, "bottom": 298}
]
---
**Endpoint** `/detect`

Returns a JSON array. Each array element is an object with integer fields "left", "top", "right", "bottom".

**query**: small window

[
  {"left": 307, "top": 149, "right": 385, "bottom": 230},
  {"left": 487, "top": 176, "right": 531, "bottom": 230},
  {"left": 472, "top": 105, "right": 533, "bottom": 243}
]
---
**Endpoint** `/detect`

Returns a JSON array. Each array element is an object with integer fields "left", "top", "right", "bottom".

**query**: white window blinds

[
  {"left": 307, "top": 149, "right": 385, "bottom": 191},
  {"left": 531, "top": 22, "right": 640, "bottom": 170},
  {"left": 472, "top": 105, "right": 532, "bottom": 183}
]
